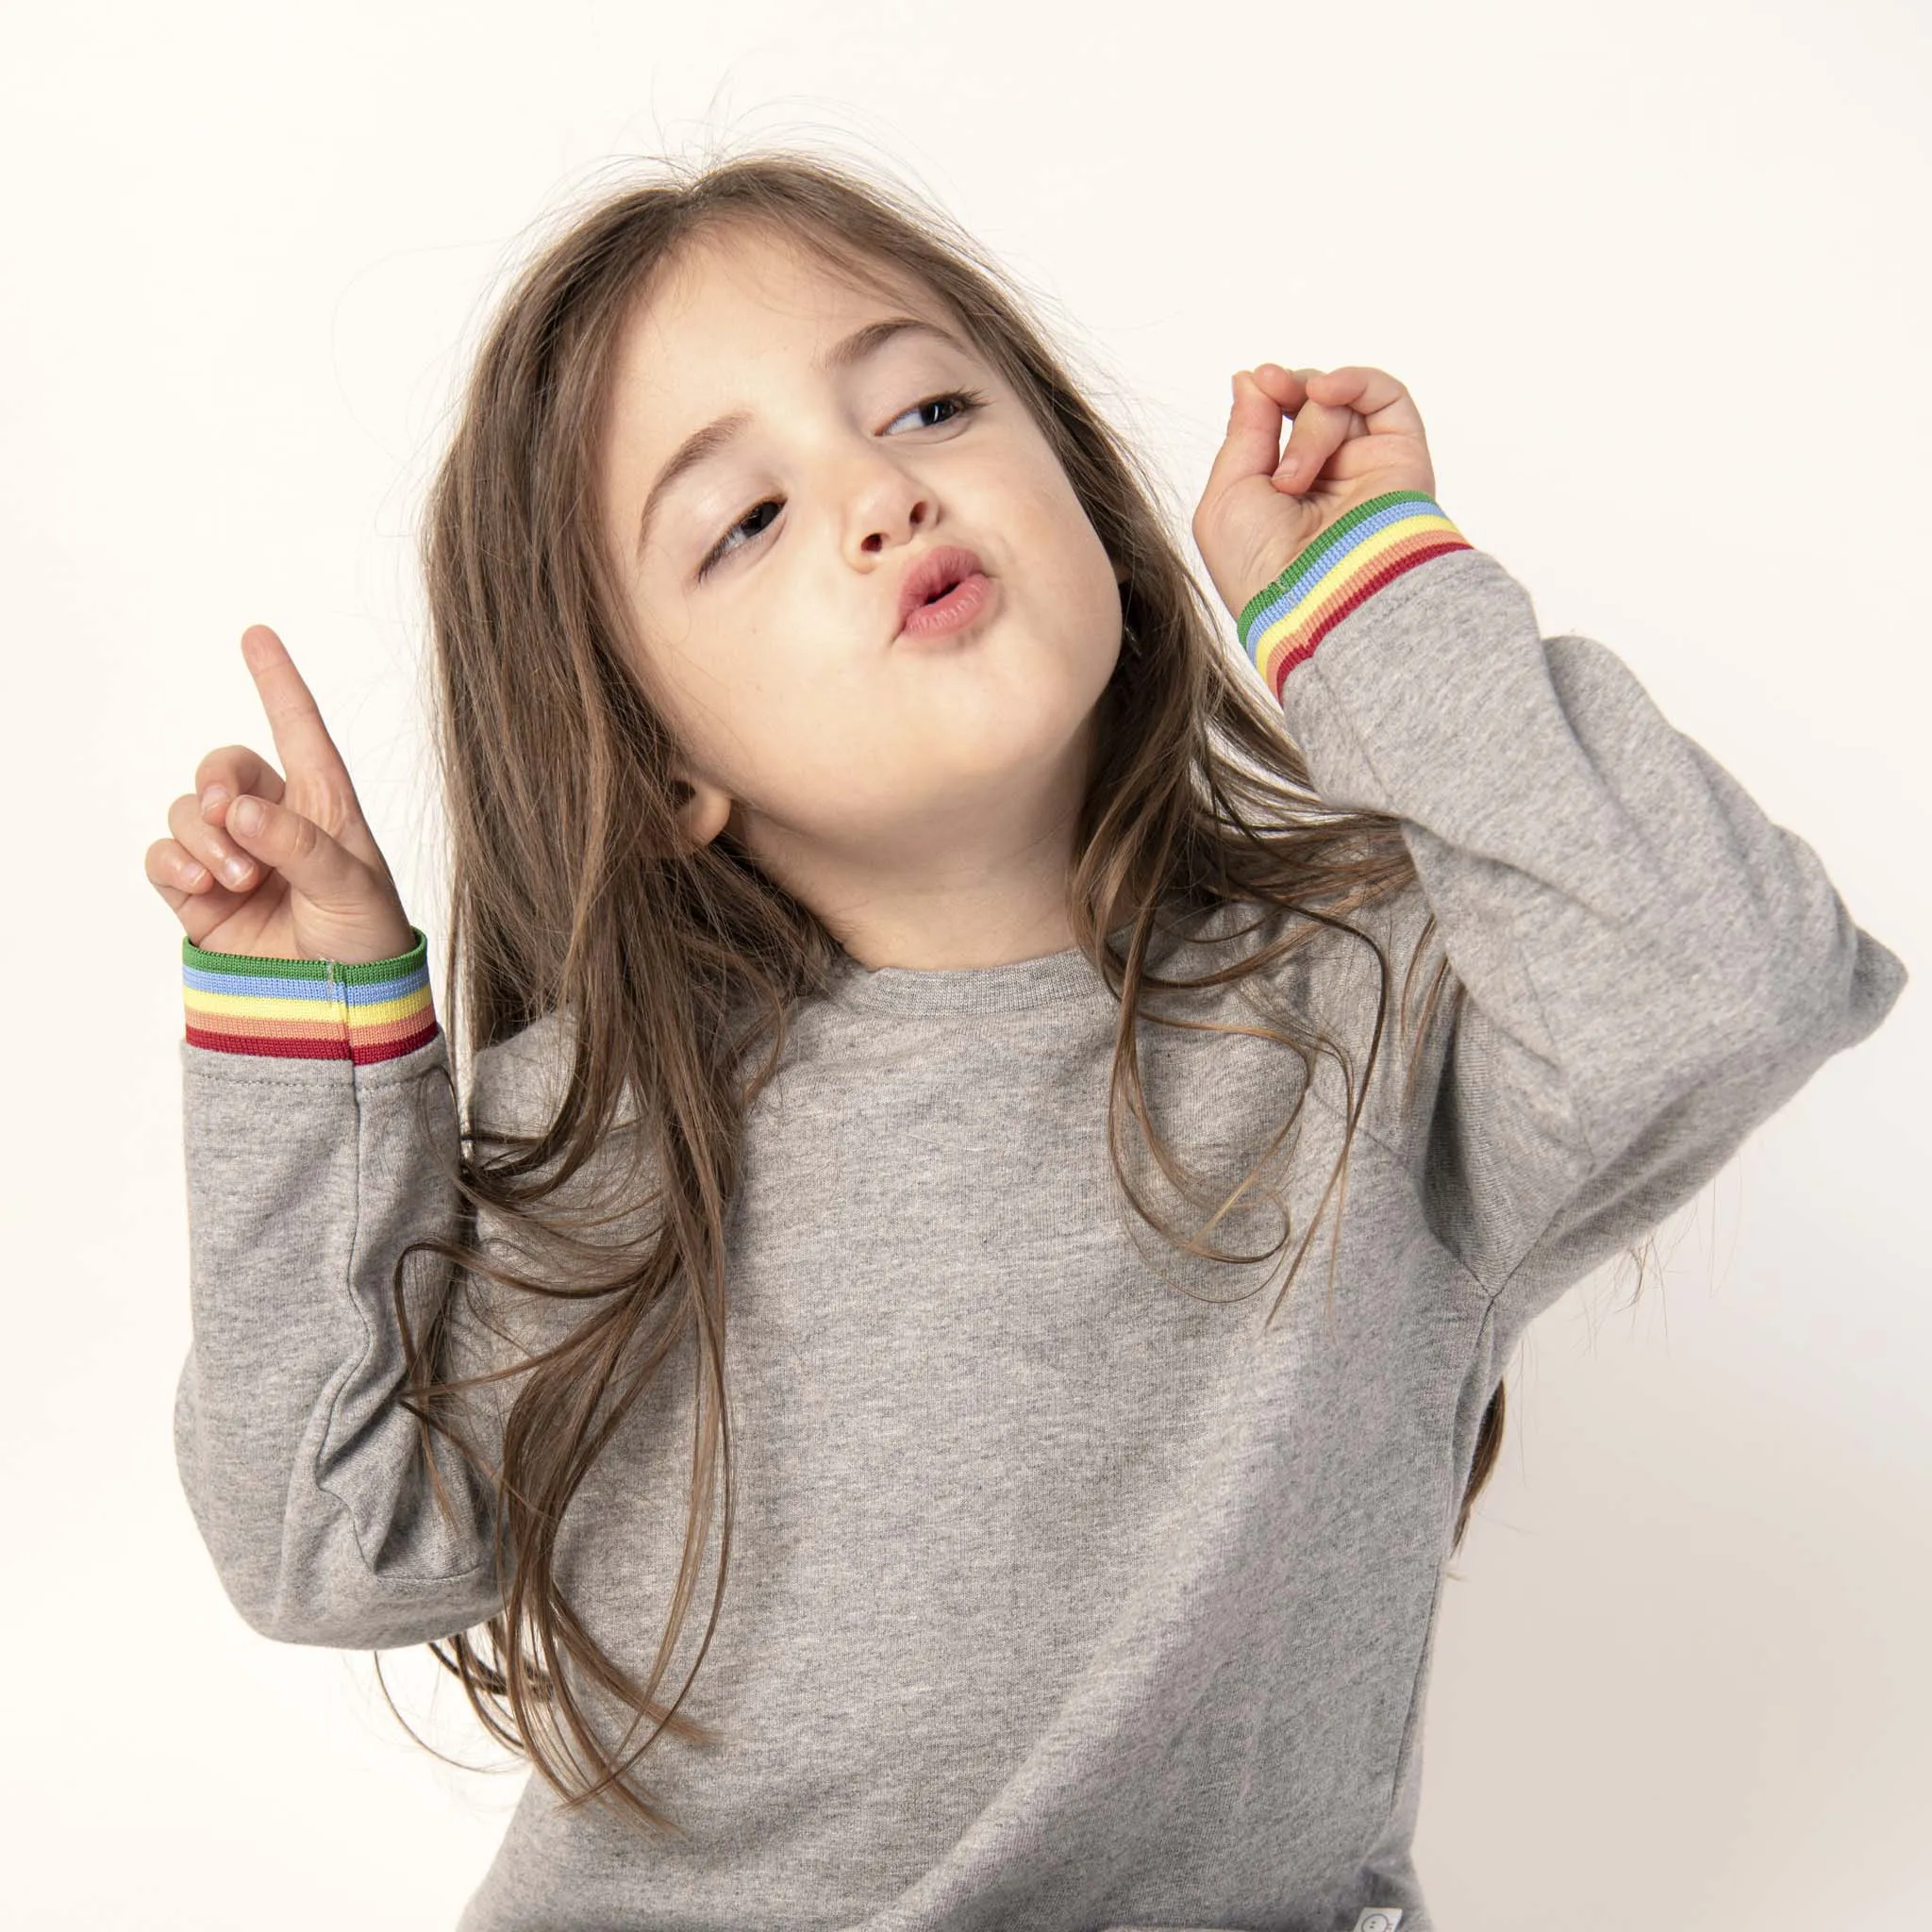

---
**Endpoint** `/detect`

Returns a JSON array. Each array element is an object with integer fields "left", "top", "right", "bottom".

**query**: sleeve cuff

[
  {"left": 1237, "top": 489, "right": 1474, "bottom": 703},
  {"left": 181, "top": 924, "right": 441, "bottom": 1066}
]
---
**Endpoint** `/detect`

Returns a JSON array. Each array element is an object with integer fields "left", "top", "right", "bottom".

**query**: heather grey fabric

[{"left": 173, "top": 546, "right": 1907, "bottom": 1931}]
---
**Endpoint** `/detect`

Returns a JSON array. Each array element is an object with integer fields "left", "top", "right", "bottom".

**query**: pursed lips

[{"left": 894, "top": 544, "right": 990, "bottom": 634}]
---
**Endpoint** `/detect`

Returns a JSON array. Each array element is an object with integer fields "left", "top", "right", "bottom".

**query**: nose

[{"left": 844, "top": 454, "right": 936, "bottom": 560}]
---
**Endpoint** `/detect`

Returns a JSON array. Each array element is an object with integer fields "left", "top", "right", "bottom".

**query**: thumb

[
  {"left": 1194, "top": 370, "right": 1322, "bottom": 618},
  {"left": 1209, "top": 369, "right": 1294, "bottom": 491},
  {"left": 222, "top": 791, "right": 374, "bottom": 910}
]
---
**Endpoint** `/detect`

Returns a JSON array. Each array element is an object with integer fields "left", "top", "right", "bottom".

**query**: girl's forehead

[{"left": 630, "top": 229, "right": 941, "bottom": 366}]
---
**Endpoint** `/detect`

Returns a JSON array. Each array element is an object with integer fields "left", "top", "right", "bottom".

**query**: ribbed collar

[{"left": 823, "top": 914, "right": 1155, "bottom": 1017}]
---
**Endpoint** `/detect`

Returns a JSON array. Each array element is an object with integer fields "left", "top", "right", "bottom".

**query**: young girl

[{"left": 149, "top": 151, "right": 1907, "bottom": 1932}]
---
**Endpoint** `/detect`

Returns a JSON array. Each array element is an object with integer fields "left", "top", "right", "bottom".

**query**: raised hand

[
  {"left": 1192, "top": 363, "right": 1439, "bottom": 626},
  {"left": 145, "top": 625, "right": 416, "bottom": 964}
]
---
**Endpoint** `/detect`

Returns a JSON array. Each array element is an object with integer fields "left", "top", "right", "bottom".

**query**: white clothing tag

[{"left": 1354, "top": 1913, "right": 1404, "bottom": 1932}]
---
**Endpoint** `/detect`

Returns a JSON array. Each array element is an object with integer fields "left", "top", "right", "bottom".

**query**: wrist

[
  {"left": 181, "top": 924, "right": 440, "bottom": 1065},
  {"left": 1238, "top": 490, "right": 1472, "bottom": 700}
]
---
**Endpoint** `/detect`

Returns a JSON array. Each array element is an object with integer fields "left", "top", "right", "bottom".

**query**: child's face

[{"left": 598, "top": 225, "right": 1126, "bottom": 947}]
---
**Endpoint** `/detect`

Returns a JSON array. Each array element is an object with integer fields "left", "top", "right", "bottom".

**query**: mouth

[
  {"left": 897, "top": 569, "right": 995, "bottom": 642},
  {"left": 896, "top": 544, "right": 991, "bottom": 634}
]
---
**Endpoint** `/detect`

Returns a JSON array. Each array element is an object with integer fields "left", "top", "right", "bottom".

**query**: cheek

[
  {"left": 633, "top": 623, "right": 777, "bottom": 799},
  {"left": 675, "top": 640, "right": 901, "bottom": 816},
  {"left": 1004, "top": 465, "right": 1122, "bottom": 628}
]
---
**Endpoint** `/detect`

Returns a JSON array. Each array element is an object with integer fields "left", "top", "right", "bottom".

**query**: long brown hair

[{"left": 376, "top": 141, "right": 1655, "bottom": 1834}]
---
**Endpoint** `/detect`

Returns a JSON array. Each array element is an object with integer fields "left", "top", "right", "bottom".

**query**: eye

[{"left": 693, "top": 386, "right": 991, "bottom": 580}]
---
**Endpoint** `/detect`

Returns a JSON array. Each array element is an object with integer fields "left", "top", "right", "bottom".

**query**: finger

[
  {"left": 146, "top": 833, "right": 218, "bottom": 900},
  {"left": 1272, "top": 367, "right": 1367, "bottom": 490},
  {"left": 217, "top": 789, "right": 370, "bottom": 908},
  {"left": 239, "top": 625, "right": 363, "bottom": 799},
  {"left": 1246, "top": 362, "right": 1309, "bottom": 413},
  {"left": 1300, "top": 364, "right": 1427, "bottom": 439},
  {"left": 145, "top": 836, "right": 260, "bottom": 947},
  {"left": 1246, "top": 364, "right": 1343, "bottom": 491},
  {"left": 1204, "top": 369, "right": 1299, "bottom": 504},
  {"left": 168, "top": 790, "right": 263, "bottom": 893},
  {"left": 192, "top": 743, "right": 287, "bottom": 827}
]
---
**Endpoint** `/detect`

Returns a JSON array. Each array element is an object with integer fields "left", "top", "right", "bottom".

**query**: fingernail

[
  {"left": 231, "top": 795, "right": 263, "bottom": 834},
  {"left": 200, "top": 784, "right": 229, "bottom": 818}
]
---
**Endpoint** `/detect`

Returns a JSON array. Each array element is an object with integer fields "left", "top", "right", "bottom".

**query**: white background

[{"left": 3, "top": 1, "right": 1926, "bottom": 1926}]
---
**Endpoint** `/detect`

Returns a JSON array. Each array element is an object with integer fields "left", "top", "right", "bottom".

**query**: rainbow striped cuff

[
  {"left": 1238, "top": 490, "right": 1474, "bottom": 703},
  {"left": 182, "top": 925, "right": 441, "bottom": 1065}
]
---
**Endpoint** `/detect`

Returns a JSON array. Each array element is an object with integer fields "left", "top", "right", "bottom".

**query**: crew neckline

[{"left": 824, "top": 914, "right": 1152, "bottom": 1017}]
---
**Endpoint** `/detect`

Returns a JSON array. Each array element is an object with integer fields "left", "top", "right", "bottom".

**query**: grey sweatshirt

[{"left": 172, "top": 495, "right": 1907, "bottom": 1932}]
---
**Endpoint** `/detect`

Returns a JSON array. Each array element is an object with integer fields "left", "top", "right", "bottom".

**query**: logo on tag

[{"left": 1354, "top": 1913, "right": 1404, "bottom": 1932}]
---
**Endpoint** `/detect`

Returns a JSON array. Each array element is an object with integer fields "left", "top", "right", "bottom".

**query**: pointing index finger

[{"left": 239, "top": 624, "right": 358, "bottom": 792}]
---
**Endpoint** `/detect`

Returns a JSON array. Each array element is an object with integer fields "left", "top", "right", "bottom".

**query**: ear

[{"left": 674, "top": 771, "right": 735, "bottom": 851}]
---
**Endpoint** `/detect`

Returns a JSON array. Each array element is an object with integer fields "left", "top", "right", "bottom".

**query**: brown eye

[{"left": 697, "top": 499, "right": 780, "bottom": 579}]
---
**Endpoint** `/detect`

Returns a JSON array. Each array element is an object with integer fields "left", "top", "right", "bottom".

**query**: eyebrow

[{"left": 632, "top": 315, "right": 978, "bottom": 563}]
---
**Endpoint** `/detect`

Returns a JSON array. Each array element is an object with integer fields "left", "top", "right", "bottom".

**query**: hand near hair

[
  {"left": 145, "top": 625, "right": 416, "bottom": 964},
  {"left": 1192, "top": 364, "right": 1439, "bottom": 626}
]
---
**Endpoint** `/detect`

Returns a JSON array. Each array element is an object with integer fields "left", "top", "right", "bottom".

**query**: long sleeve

[
  {"left": 173, "top": 925, "right": 511, "bottom": 1649},
  {"left": 1241, "top": 490, "right": 1909, "bottom": 1343}
]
